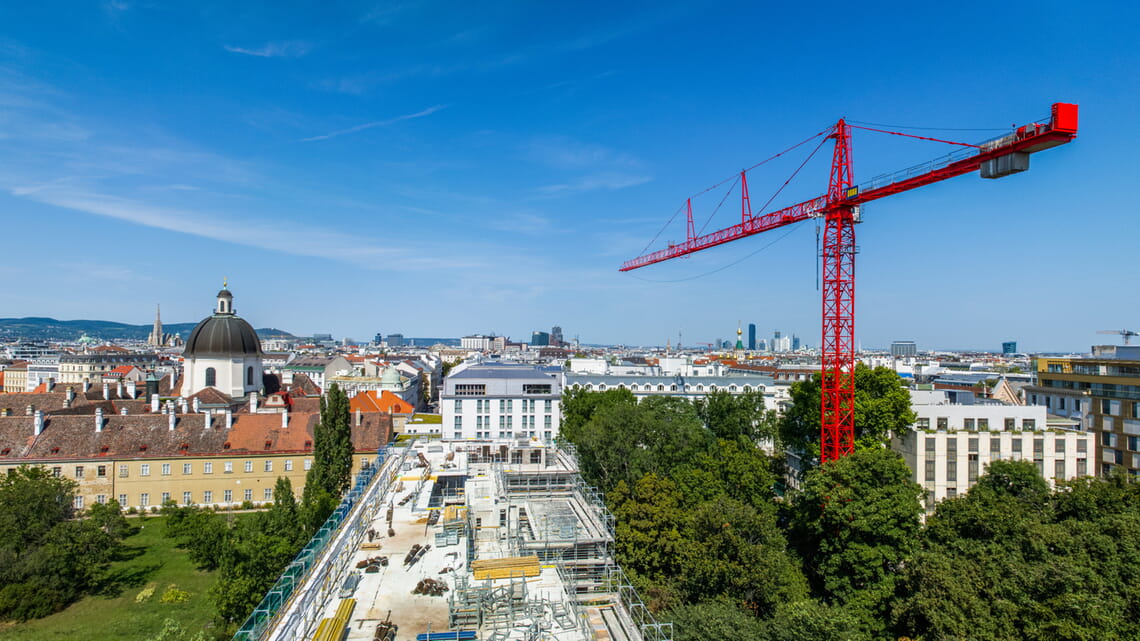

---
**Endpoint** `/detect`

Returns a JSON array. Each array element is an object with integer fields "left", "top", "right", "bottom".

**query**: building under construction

[{"left": 249, "top": 439, "right": 671, "bottom": 641}]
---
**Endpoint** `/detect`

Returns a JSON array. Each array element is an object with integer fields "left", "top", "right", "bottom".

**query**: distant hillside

[{"left": 0, "top": 317, "right": 293, "bottom": 342}]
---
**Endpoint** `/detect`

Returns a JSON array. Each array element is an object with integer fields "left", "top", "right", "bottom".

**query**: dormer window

[
  {"left": 223, "top": 442, "right": 231, "bottom": 450},
  {"left": 1, "top": 448, "right": 10, "bottom": 455},
  {"left": 51, "top": 447, "right": 60, "bottom": 454},
  {"left": 264, "top": 440, "right": 272, "bottom": 450},
  {"left": 304, "top": 440, "right": 312, "bottom": 449},
  {"left": 139, "top": 444, "right": 147, "bottom": 451}
]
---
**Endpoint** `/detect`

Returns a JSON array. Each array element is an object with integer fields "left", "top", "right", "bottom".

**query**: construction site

[{"left": 255, "top": 439, "right": 671, "bottom": 641}]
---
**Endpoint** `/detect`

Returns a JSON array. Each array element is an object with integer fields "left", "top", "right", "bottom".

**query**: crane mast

[{"left": 621, "top": 103, "right": 1079, "bottom": 463}]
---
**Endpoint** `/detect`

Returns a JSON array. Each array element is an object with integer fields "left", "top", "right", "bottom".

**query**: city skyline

[{"left": 1, "top": 2, "right": 1136, "bottom": 353}]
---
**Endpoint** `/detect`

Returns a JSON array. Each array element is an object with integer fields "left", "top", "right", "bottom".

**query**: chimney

[
  {"left": 356, "top": 409, "right": 362, "bottom": 427},
  {"left": 249, "top": 391, "right": 259, "bottom": 414},
  {"left": 33, "top": 410, "right": 44, "bottom": 435},
  {"left": 26, "top": 405, "right": 34, "bottom": 416},
  {"left": 0, "top": 408, "right": 9, "bottom": 417},
  {"left": 281, "top": 410, "right": 289, "bottom": 429},
  {"left": 95, "top": 407, "right": 104, "bottom": 432},
  {"left": 102, "top": 382, "right": 110, "bottom": 400},
  {"left": 192, "top": 397, "right": 201, "bottom": 413},
  {"left": 126, "top": 380, "right": 137, "bottom": 399},
  {"left": 151, "top": 394, "right": 160, "bottom": 413},
  {"left": 168, "top": 411, "right": 176, "bottom": 431},
  {"left": 116, "top": 380, "right": 124, "bottom": 398},
  {"left": 204, "top": 410, "right": 213, "bottom": 430},
  {"left": 225, "top": 409, "right": 233, "bottom": 430},
  {"left": 66, "top": 386, "right": 75, "bottom": 405},
  {"left": 120, "top": 406, "right": 128, "bottom": 416},
  {"left": 179, "top": 398, "right": 188, "bottom": 414},
  {"left": 46, "top": 377, "right": 54, "bottom": 393},
  {"left": 83, "top": 379, "right": 91, "bottom": 393}
]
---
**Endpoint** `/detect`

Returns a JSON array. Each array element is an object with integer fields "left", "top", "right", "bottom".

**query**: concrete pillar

[
  {"left": 168, "top": 411, "right": 176, "bottom": 431},
  {"left": 33, "top": 410, "right": 44, "bottom": 435},
  {"left": 225, "top": 409, "right": 233, "bottom": 430},
  {"left": 151, "top": 394, "right": 160, "bottom": 413},
  {"left": 102, "top": 382, "right": 110, "bottom": 400},
  {"left": 95, "top": 407, "right": 104, "bottom": 432},
  {"left": 281, "top": 410, "right": 289, "bottom": 429}
]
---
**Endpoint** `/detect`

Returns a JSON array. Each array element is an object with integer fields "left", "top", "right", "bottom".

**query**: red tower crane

[{"left": 621, "top": 103, "right": 1079, "bottom": 463}]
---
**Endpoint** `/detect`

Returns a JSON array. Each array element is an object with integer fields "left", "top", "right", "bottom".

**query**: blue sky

[{"left": 0, "top": 1, "right": 1135, "bottom": 352}]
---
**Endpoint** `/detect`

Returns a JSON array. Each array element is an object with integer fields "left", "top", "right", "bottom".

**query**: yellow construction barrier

[
  {"left": 470, "top": 555, "right": 541, "bottom": 581},
  {"left": 311, "top": 598, "right": 356, "bottom": 641}
]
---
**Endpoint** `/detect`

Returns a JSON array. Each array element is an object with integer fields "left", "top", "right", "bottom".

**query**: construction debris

[{"left": 412, "top": 578, "right": 449, "bottom": 596}]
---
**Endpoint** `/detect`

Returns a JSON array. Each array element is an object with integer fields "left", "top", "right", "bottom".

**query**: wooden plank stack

[{"left": 470, "top": 555, "right": 541, "bottom": 581}]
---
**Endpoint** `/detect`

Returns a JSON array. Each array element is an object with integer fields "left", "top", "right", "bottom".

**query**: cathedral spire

[{"left": 148, "top": 304, "right": 164, "bottom": 347}]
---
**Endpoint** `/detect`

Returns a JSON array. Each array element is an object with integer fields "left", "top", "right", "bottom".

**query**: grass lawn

[{"left": 0, "top": 514, "right": 234, "bottom": 641}]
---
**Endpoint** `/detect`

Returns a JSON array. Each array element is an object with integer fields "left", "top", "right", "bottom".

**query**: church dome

[{"left": 183, "top": 287, "right": 263, "bottom": 358}]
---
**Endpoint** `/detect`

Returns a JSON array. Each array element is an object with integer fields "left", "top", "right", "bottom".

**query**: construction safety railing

[
  {"left": 232, "top": 440, "right": 413, "bottom": 641},
  {"left": 604, "top": 565, "right": 674, "bottom": 641}
]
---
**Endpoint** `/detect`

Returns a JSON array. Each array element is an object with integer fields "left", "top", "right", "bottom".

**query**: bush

[
  {"left": 240, "top": 500, "right": 254, "bottom": 510},
  {"left": 135, "top": 584, "right": 156, "bottom": 603},
  {"left": 160, "top": 584, "right": 191, "bottom": 604}
]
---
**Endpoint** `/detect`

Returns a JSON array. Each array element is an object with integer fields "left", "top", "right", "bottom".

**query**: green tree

[
  {"left": 302, "top": 383, "right": 353, "bottom": 531},
  {"left": 0, "top": 466, "right": 125, "bottom": 621},
  {"left": 667, "top": 598, "right": 768, "bottom": 641},
  {"left": 779, "top": 364, "right": 915, "bottom": 462},
  {"left": 788, "top": 447, "right": 923, "bottom": 637},
  {"left": 766, "top": 599, "right": 870, "bottom": 641},
  {"left": 695, "top": 389, "right": 778, "bottom": 442}
]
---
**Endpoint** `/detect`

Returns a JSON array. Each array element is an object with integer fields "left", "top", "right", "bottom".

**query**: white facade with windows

[
  {"left": 441, "top": 364, "right": 562, "bottom": 441},
  {"left": 563, "top": 372, "right": 781, "bottom": 408},
  {"left": 893, "top": 389, "right": 1095, "bottom": 510}
]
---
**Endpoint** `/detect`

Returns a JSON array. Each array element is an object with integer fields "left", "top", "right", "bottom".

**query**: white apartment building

[
  {"left": 893, "top": 389, "right": 1094, "bottom": 510},
  {"left": 563, "top": 372, "right": 783, "bottom": 409},
  {"left": 441, "top": 364, "right": 562, "bottom": 441}
]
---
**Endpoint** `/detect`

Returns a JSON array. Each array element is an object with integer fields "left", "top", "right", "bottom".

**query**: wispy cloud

[
  {"left": 536, "top": 173, "right": 652, "bottom": 196},
  {"left": 224, "top": 41, "right": 312, "bottom": 59},
  {"left": 526, "top": 137, "right": 651, "bottom": 196},
  {"left": 300, "top": 104, "right": 446, "bottom": 142}
]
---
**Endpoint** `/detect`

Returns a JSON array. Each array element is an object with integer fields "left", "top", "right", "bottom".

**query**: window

[
  {"left": 1059, "top": 397, "right": 1066, "bottom": 410},
  {"left": 937, "top": 417, "right": 948, "bottom": 430},
  {"left": 964, "top": 418, "right": 975, "bottom": 431},
  {"left": 454, "top": 384, "right": 486, "bottom": 396},
  {"left": 1115, "top": 449, "right": 1125, "bottom": 465},
  {"left": 946, "top": 460, "right": 957, "bottom": 481},
  {"left": 1103, "top": 398, "right": 1112, "bottom": 414},
  {"left": 1077, "top": 459, "right": 1087, "bottom": 476},
  {"left": 224, "top": 490, "right": 232, "bottom": 503},
  {"left": 161, "top": 463, "right": 171, "bottom": 476},
  {"left": 243, "top": 489, "right": 253, "bottom": 501},
  {"left": 205, "top": 367, "right": 216, "bottom": 387},
  {"left": 97, "top": 465, "right": 107, "bottom": 477},
  {"left": 946, "top": 487, "right": 957, "bottom": 499},
  {"left": 140, "top": 493, "right": 150, "bottom": 507},
  {"left": 924, "top": 459, "right": 936, "bottom": 482},
  {"left": 284, "top": 459, "right": 293, "bottom": 471},
  {"left": 1012, "top": 439, "right": 1023, "bottom": 453},
  {"left": 50, "top": 466, "right": 61, "bottom": 477},
  {"left": 74, "top": 496, "right": 84, "bottom": 510},
  {"left": 1022, "top": 419, "right": 1036, "bottom": 430},
  {"left": 264, "top": 488, "right": 273, "bottom": 500},
  {"left": 968, "top": 438, "right": 978, "bottom": 453},
  {"left": 1034, "top": 438, "right": 1045, "bottom": 455},
  {"left": 991, "top": 438, "right": 1001, "bottom": 454},
  {"left": 304, "top": 459, "right": 312, "bottom": 471},
  {"left": 523, "top": 384, "right": 552, "bottom": 394},
  {"left": 224, "top": 462, "right": 233, "bottom": 473},
  {"left": 1102, "top": 432, "right": 1118, "bottom": 448},
  {"left": 978, "top": 418, "right": 989, "bottom": 431},
  {"left": 968, "top": 454, "right": 980, "bottom": 482},
  {"left": 247, "top": 366, "right": 254, "bottom": 386},
  {"left": 118, "top": 494, "right": 127, "bottom": 506},
  {"left": 204, "top": 462, "right": 213, "bottom": 474},
  {"left": 183, "top": 463, "right": 192, "bottom": 474},
  {"left": 916, "top": 417, "right": 930, "bottom": 430},
  {"left": 183, "top": 491, "right": 192, "bottom": 505},
  {"left": 264, "top": 460, "right": 273, "bottom": 472},
  {"left": 1057, "top": 439, "right": 1068, "bottom": 453},
  {"left": 96, "top": 494, "right": 106, "bottom": 504},
  {"left": 203, "top": 491, "right": 213, "bottom": 504},
  {"left": 455, "top": 416, "right": 462, "bottom": 430},
  {"left": 545, "top": 400, "right": 552, "bottom": 413},
  {"left": 544, "top": 416, "right": 552, "bottom": 429},
  {"left": 161, "top": 492, "right": 171, "bottom": 504},
  {"left": 244, "top": 460, "right": 253, "bottom": 472},
  {"left": 1055, "top": 459, "right": 1066, "bottom": 479},
  {"left": 925, "top": 438, "right": 936, "bottom": 453},
  {"left": 454, "top": 400, "right": 462, "bottom": 413},
  {"left": 74, "top": 466, "right": 84, "bottom": 478},
  {"left": 140, "top": 464, "right": 150, "bottom": 476}
]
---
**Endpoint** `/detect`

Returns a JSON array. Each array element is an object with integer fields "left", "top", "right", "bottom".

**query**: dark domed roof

[
  {"left": 183, "top": 287, "right": 262, "bottom": 358},
  {"left": 183, "top": 314, "right": 263, "bottom": 358}
]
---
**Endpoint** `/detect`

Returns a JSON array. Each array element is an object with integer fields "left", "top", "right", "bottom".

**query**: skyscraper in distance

[{"left": 748, "top": 323, "right": 756, "bottom": 351}]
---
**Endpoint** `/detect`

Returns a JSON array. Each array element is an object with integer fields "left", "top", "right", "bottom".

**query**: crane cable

[
  {"left": 625, "top": 220, "right": 807, "bottom": 283},
  {"left": 636, "top": 126, "right": 831, "bottom": 254}
]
